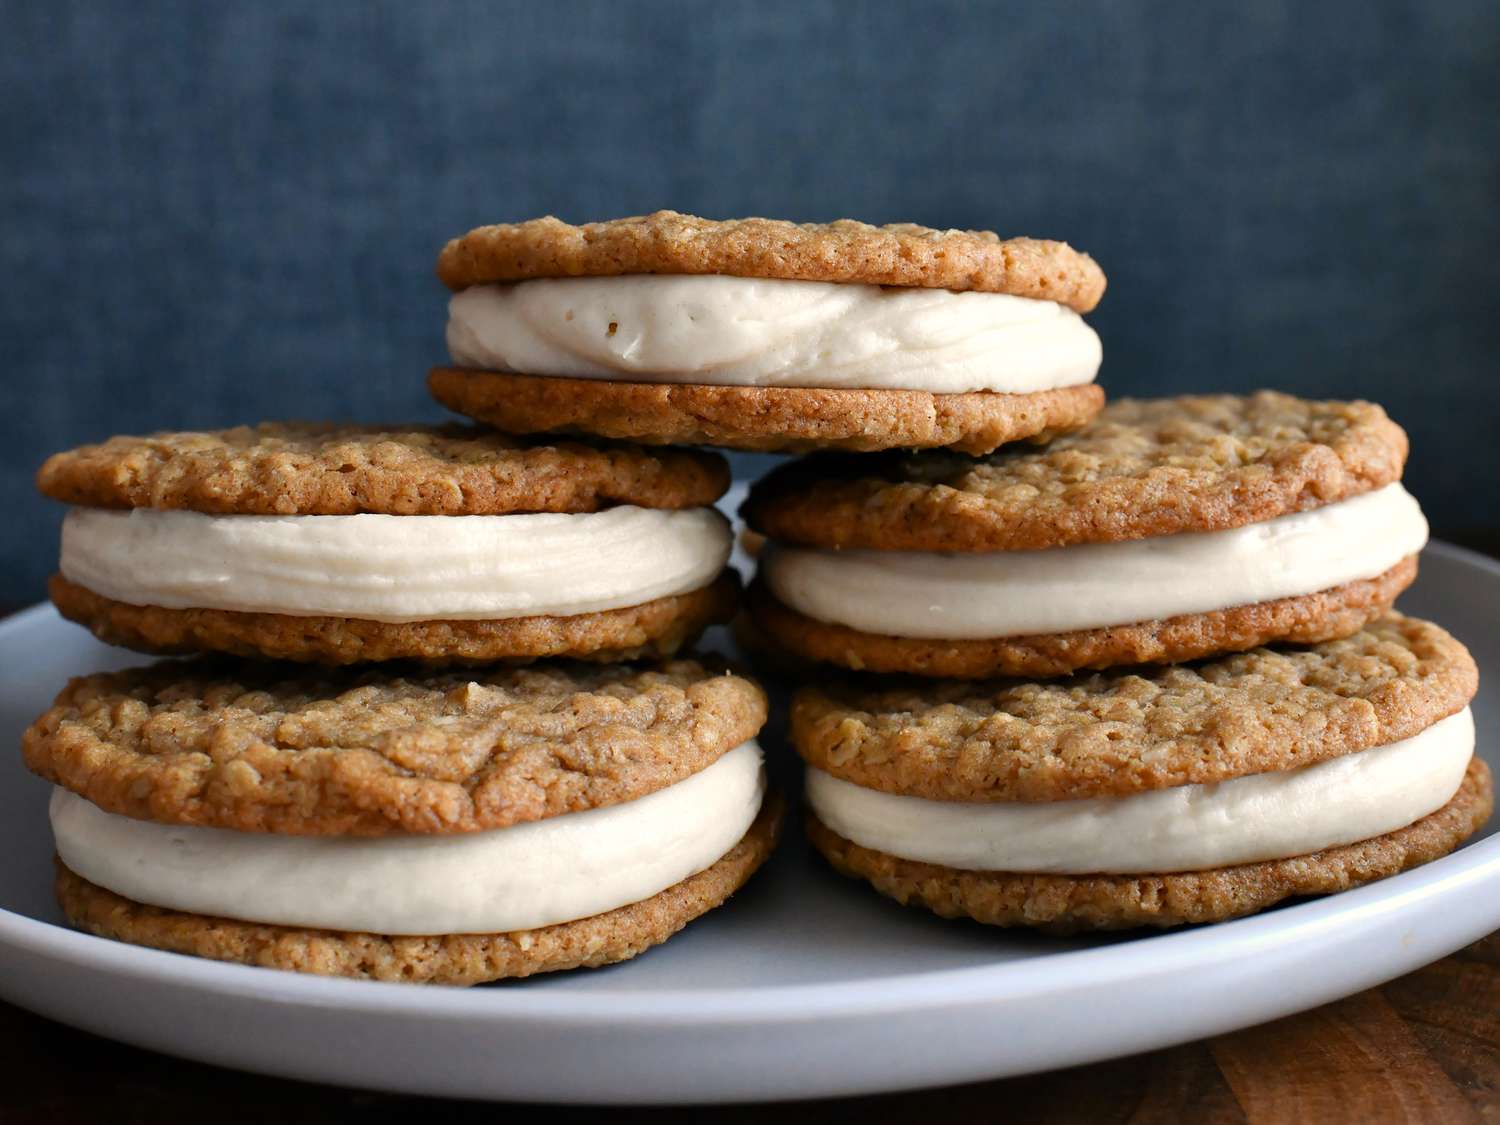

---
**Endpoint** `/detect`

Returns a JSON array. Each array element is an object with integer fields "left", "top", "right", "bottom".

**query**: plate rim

[{"left": 2, "top": 538, "right": 1497, "bottom": 1027}]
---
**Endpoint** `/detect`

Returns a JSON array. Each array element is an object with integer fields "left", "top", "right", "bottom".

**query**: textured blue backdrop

[{"left": 3, "top": 1, "right": 1497, "bottom": 598}]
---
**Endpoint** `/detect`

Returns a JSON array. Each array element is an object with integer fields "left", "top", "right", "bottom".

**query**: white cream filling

[
  {"left": 806, "top": 710, "right": 1473, "bottom": 875},
  {"left": 59, "top": 505, "right": 731, "bottom": 623},
  {"left": 446, "top": 275, "right": 1101, "bottom": 394},
  {"left": 763, "top": 483, "right": 1427, "bottom": 639},
  {"left": 51, "top": 741, "right": 765, "bottom": 935}
]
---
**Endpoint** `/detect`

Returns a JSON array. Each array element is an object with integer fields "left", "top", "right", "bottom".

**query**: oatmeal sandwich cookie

[
  {"left": 38, "top": 423, "right": 739, "bottom": 665},
  {"left": 429, "top": 211, "right": 1106, "bottom": 453},
  {"left": 745, "top": 392, "right": 1424, "bottom": 677},
  {"left": 796, "top": 614, "right": 1487, "bottom": 932},
  {"left": 26, "top": 658, "right": 780, "bottom": 983}
]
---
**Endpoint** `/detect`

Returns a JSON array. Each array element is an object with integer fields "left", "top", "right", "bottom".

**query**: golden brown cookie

[
  {"left": 744, "top": 392, "right": 1408, "bottom": 551},
  {"left": 37, "top": 423, "right": 728, "bottom": 515},
  {"left": 746, "top": 557, "right": 1417, "bottom": 679},
  {"left": 428, "top": 369, "right": 1105, "bottom": 455},
  {"left": 808, "top": 760, "right": 1491, "bottom": 933},
  {"left": 24, "top": 657, "right": 767, "bottom": 836},
  {"left": 436, "top": 211, "right": 1106, "bottom": 312},
  {"left": 49, "top": 571, "right": 738, "bottom": 667},
  {"left": 56, "top": 795, "right": 782, "bottom": 984},
  {"left": 792, "top": 614, "right": 1477, "bottom": 803}
]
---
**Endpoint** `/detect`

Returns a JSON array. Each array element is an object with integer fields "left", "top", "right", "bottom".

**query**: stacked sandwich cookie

[
  {"left": 429, "top": 211, "right": 1107, "bottom": 453},
  {"left": 744, "top": 393, "right": 1422, "bottom": 677},
  {"left": 28, "top": 423, "right": 780, "bottom": 981},
  {"left": 26, "top": 660, "right": 777, "bottom": 983},
  {"left": 795, "top": 617, "right": 1484, "bottom": 931},
  {"left": 38, "top": 424, "right": 738, "bottom": 665},
  {"left": 744, "top": 390, "right": 1490, "bottom": 930}
]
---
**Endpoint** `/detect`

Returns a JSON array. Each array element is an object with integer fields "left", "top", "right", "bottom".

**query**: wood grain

[{"left": 1213, "top": 992, "right": 1479, "bottom": 1123}]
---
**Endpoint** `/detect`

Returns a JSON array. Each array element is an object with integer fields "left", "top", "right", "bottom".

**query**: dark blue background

[{"left": 4, "top": 2, "right": 1497, "bottom": 599}]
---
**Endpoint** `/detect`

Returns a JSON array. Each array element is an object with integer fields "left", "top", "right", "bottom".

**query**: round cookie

[
  {"left": 428, "top": 370, "right": 1104, "bottom": 455},
  {"left": 807, "top": 764, "right": 1490, "bottom": 934},
  {"left": 433, "top": 212, "right": 1107, "bottom": 454},
  {"left": 745, "top": 392, "right": 1420, "bottom": 677},
  {"left": 793, "top": 614, "right": 1476, "bottom": 803},
  {"left": 38, "top": 424, "right": 737, "bottom": 665},
  {"left": 56, "top": 795, "right": 782, "bottom": 984},
  {"left": 795, "top": 615, "right": 1486, "bottom": 932},
  {"left": 436, "top": 211, "right": 1107, "bottom": 309},
  {"left": 37, "top": 422, "right": 727, "bottom": 515},
  {"left": 744, "top": 392, "right": 1408, "bottom": 552},
  {"left": 25, "top": 658, "right": 766, "bottom": 835}
]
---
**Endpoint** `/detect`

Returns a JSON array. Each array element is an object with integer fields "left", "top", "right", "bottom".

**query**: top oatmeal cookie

[
  {"left": 24, "top": 658, "right": 767, "bottom": 836},
  {"left": 37, "top": 423, "right": 728, "bottom": 515},
  {"left": 436, "top": 211, "right": 1106, "bottom": 312},
  {"left": 743, "top": 392, "right": 1408, "bottom": 552},
  {"left": 793, "top": 614, "right": 1476, "bottom": 803}
]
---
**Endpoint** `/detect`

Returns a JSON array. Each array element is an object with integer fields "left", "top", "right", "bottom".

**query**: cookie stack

[
  {"left": 22, "top": 207, "right": 1490, "bottom": 980},
  {"left": 26, "top": 426, "right": 776, "bottom": 983},
  {"left": 745, "top": 389, "right": 1486, "bottom": 930}
]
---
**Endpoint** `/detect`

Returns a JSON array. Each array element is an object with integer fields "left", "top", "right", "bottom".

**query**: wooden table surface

[{"left": 7, "top": 536, "right": 1500, "bottom": 1124}]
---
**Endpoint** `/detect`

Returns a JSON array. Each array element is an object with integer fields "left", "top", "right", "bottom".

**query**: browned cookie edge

[
  {"left": 429, "top": 368, "right": 1104, "bottom": 455},
  {"left": 748, "top": 558, "right": 1416, "bottom": 678},
  {"left": 51, "top": 572, "right": 740, "bottom": 666}
]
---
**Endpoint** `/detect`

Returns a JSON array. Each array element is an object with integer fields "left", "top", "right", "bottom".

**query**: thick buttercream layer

[
  {"left": 60, "top": 505, "right": 731, "bottom": 623},
  {"left": 446, "top": 275, "right": 1101, "bottom": 394},
  {"left": 763, "top": 483, "right": 1427, "bottom": 638},
  {"left": 52, "top": 741, "right": 765, "bottom": 934},
  {"left": 806, "top": 710, "right": 1474, "bottom": 874}
]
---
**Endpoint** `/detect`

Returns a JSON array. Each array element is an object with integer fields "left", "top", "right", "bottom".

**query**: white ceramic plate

[{"left": 1, "top": 541, "right": 1496, "bottom": 1105}]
